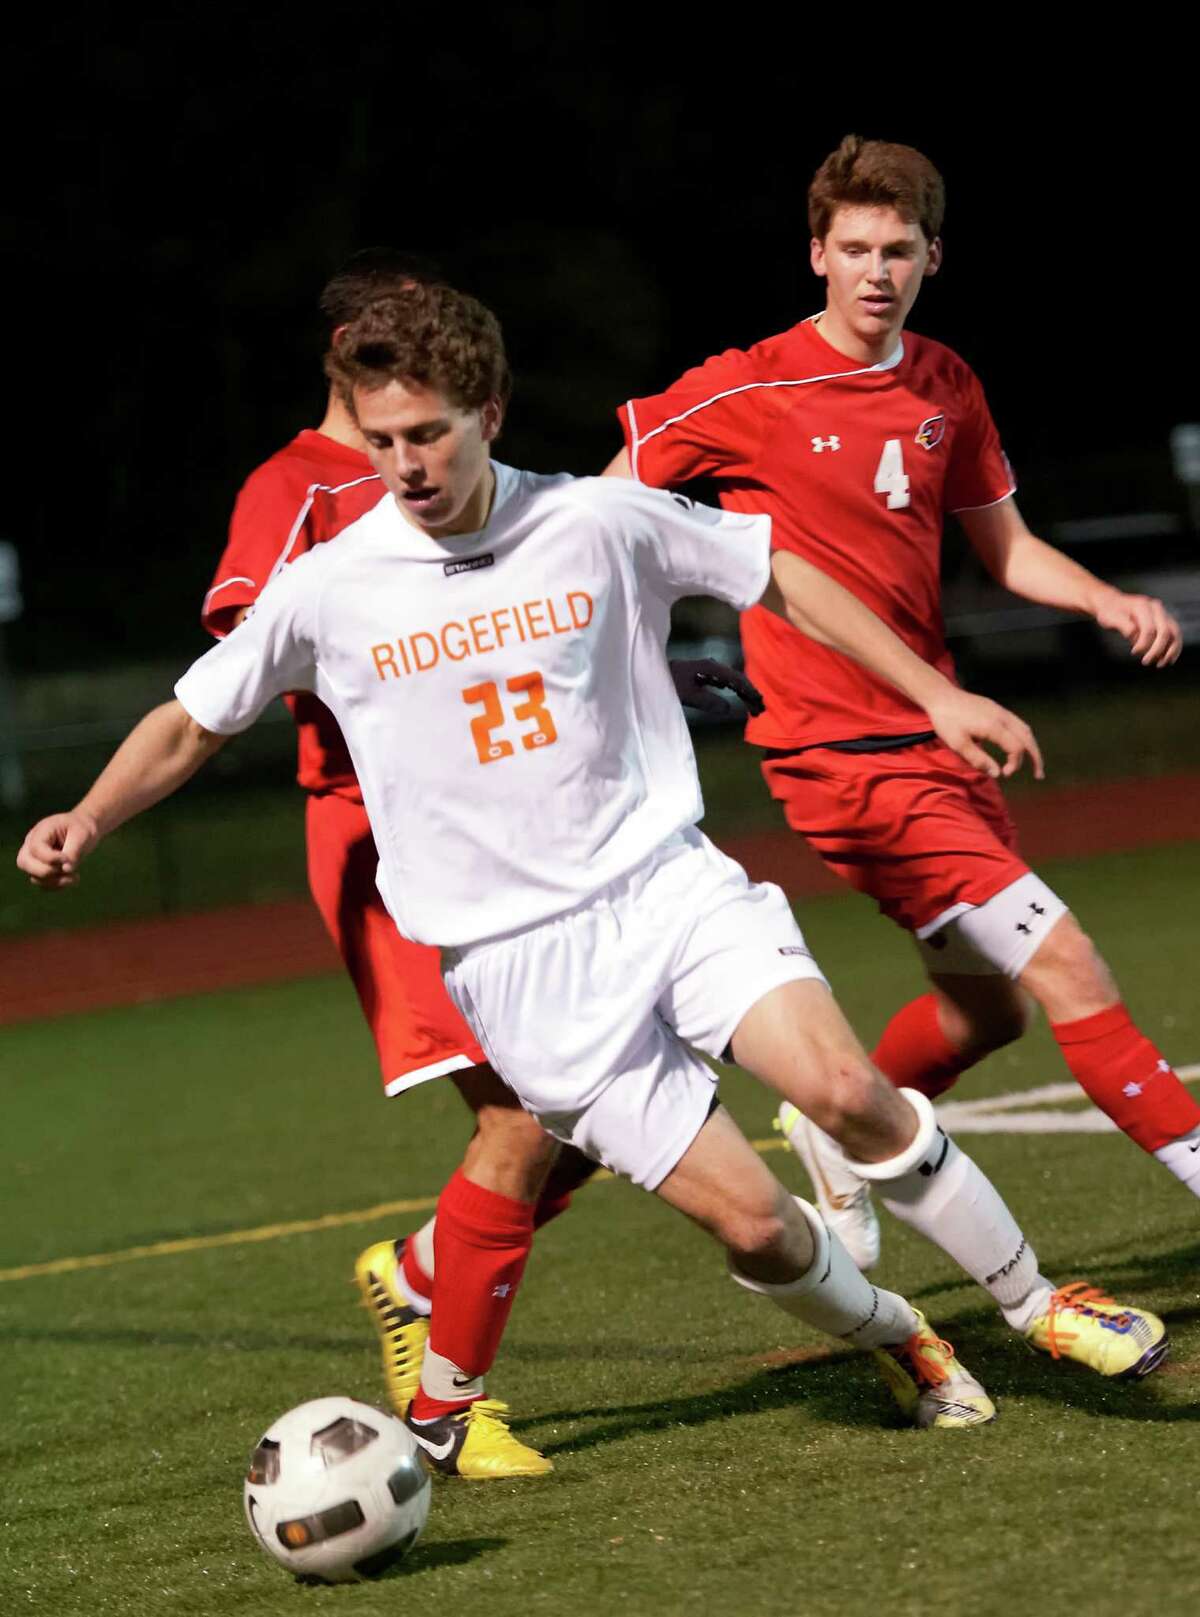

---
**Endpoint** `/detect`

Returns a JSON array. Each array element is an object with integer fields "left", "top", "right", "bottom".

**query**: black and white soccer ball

[{"left": 243, "top": 1396, "right": 431, "bottom": 1584}]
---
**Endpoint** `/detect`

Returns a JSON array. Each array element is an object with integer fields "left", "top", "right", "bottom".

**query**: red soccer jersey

[
  {"left": 619, "top": 317, "right": 1015, "bottom": 749},
  {"left": 203, "top": 429, "right": 383, "bottom": 796}
]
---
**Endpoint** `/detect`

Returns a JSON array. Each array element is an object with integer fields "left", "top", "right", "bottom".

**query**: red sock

[
  {"left": 399, "top": 1238, "right": 433, "bottom": 1309},
  {"left": 1051, "top": 1003, "right": 1200, "bottom": 1153},
  {"left": 533, "top": 1188, "right": 574, "bottom": 1229},
  {"left": 872, "top": 993, "right": 974, "bottom": 1100},
  {"left": 411, "top": 1170, "right": 535, "bottom": 1421}
]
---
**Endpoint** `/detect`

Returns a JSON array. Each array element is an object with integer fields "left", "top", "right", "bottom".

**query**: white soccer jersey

[{"left": 174, "top": 462, "right": 770, "bottom": 946}]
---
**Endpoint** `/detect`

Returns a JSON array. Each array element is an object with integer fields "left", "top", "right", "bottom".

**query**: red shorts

[
  {"left": 305, "top": 793, "right": 487, "bottom": 1094},
  {"left": 760, "top": 740, "right": 1031, "bottom": 935}
]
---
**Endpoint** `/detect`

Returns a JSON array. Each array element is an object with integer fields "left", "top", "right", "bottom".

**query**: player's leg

[
  {"left": 654, "top": 1099, "right": 994, "bottom": 1428},
  {"left": 440, "top": 848, "right": 993, "bottom": 1432},
  {"left": 663, "top": 835, "right": 1167, "bottom": 1380},
  {"left": 871, "top": 971, "right": 1034, "bottom": 1101},
  {"left": 1015, "top": 911, "right": 1200, "bottom": 1193},
  {"left": 896, "top": 872, "right": 1200, "bottom": 1184},
  {"left": 305, "top": 795, "right": 577, "bottom": 1472}
]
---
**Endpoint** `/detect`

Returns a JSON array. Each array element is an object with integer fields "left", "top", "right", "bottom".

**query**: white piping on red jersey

[
  {"left": 948, "top": 486, "right": 1017, "bottom": 514},
  {"left": 203, "top": 575, "right": 259, "bottom": 624},
  {"left": 202, "top": 472, "right": 381, "bottom": 633},
  {"left": 626, "top": 338, "right": 904, "bottom": 480}
]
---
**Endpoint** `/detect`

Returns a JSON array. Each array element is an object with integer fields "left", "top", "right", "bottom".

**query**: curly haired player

[{"left": 202, "top": 252, "right": 765, "bottom": 1478}]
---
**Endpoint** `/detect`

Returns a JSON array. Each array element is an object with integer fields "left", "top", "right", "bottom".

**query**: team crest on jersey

[{"left": 915, "top": 414, "right": 945, "bottom": 451}]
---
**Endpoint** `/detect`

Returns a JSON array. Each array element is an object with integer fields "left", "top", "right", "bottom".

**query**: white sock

[
  {"left": 730, "top": 1197, "right": 918, "bottom": 1349},
  {"left": 392, "top": 1222, "right": 435, "bottom": 1315},
  {"left": 1153, "top": 1125, "right": 1200, "bottom": 1196},
  {"left": 415, "top": 1346, "right": 483, "bottom": 1408},
  {"left": 413, "top": 1217, "right": 436, "bottom": 1278},
  {"left": 855, "top": 1090, "right": 1053, "bottom": 1335}
]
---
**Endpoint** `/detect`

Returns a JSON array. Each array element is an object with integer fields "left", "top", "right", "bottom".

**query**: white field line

[{"left": 933, "top": 1062, "right": 1200, "bottom": 1134}]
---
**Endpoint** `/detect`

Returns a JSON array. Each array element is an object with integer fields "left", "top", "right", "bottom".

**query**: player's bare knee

[
  {"left": 473, "top": 1103, "right": 557, "bottom": 1162},
  {"left": 1021, "top": 914, "right": 1119, "bottom": 1010},
  {"left": 800, "top": 1050, "right": 886, "bottom": 1138},
  {"left": 973, "top": 995, "right": 1033, "bottom": 1051},
  {"left": 720, "top": 1203, "right": 790, "bottom": 1265}
]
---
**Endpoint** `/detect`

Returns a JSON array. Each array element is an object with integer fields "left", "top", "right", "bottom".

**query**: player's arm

[
  {"left": 959, "top": 497, "right": 1181, "bottom": 668},
  {"left": 605, "top": 448, "right": 765, "bottom": 713},
  {"left": 761, "top": 551, "right": 1043, "bottom": 780},
  {"left": 16, "top": 702, "right": 227, "bottom": 889}
]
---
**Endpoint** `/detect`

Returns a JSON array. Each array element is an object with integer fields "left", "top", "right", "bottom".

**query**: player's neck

[
  {"left": 812, "top": 306, "right": 903, "bottom": 367},
  {"left": 315, "top": 390, "right": 368, "bottom": 451},
  {"left": 397, "top": 462, "right": 497, "bottom": 541}
]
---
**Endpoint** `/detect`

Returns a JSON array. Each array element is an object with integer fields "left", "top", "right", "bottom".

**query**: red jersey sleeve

[
  {"left": 202, "top": 463, "right": 318, "bottom": 637},
  {"left": 618, "top": 348, "right": 763, "bottom": 488},
  {"left": 944, "top": 366, "right": 1016, "bottom": 514}
]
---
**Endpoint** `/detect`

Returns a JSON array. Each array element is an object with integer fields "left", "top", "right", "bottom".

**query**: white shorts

[{"left": 442, "top": 827, "right": 827, "bottom": 1189}]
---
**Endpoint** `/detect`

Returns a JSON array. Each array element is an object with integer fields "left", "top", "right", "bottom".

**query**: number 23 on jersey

[{"left": 463, "top": 673, "right": 559, "bottom": 764}]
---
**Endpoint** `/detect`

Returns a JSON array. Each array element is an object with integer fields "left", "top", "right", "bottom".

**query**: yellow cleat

[
  {"left": 873, "top": 1309, "right": 996, "bottom": 1429},
  {"left": 1025, "top": 1282, "right": 1168, "bottom": 1379},
  {"left": 354, "top": 1240, "right": 430, "bottom": 1418},
  {"left": 406, "top": 1399, "right": 553, "bottom": 1479}
]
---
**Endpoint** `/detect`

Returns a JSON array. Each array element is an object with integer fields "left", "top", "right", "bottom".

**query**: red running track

[{"left": 3, "top": 772, "right": 1196, "bottom": 1026}]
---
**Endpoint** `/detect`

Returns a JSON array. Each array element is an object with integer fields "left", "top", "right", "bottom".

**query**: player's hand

[
  {"left": 924, "top": 689, "right": 1044, "bottom": 782},
  {"left": 16, "top": 810, "right": 100, "bottom": 889},
  {"left": 1094, "top": 589, "right": 1182, "bottom": 667},
  {"left": 669, "top": 658, "right": 765, "bottom": 718}
]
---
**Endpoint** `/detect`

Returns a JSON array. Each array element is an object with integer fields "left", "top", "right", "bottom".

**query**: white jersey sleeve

[
  {"left": 173, "top": 555, "right": 318, "bottom": 735},
  {"left": 604, "top": 481, "right": 771, "bottom": 609}
]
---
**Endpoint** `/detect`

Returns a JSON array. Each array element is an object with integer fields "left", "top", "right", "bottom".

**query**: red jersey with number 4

[
  {"left": 619, "top": 317, "right": 1015, "bottom": 749},
  {"left": 202, "top": 429, "right": 383, "bottom": 797}
]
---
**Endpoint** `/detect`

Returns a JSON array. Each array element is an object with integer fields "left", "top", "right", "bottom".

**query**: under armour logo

[
  {"left": 492, "top": 1283, "right": 512, "bottom": 1298},
  {"left": 1029, "top": 902, "right": 1046, "bottom": 915},
  {"left": 811, "top": 435, "right": 841, "bottom": 453},
  {"left": 1123, "top": 1082, "right": 1143, "bottom": 1097},
  {"left": 1015, "top": 922, "right": 1032, "bottom": 934}
]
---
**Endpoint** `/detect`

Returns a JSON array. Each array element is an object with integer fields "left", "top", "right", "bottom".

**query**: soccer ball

[{"left": 243, "top": 1396, "right": 431, "bottom": 1584}]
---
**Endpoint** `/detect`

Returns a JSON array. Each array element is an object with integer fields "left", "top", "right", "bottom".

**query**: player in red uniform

[
  {"left": 206, "top": 251, "right": 764, "bottom": 1476},
  {"left": 609, "top": 136, "right": 1200, "bottom": 1290}
]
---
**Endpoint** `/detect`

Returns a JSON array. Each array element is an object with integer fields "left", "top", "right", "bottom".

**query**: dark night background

[{"left": 3, "top": 16, "right": 1191, "bottom": 675}]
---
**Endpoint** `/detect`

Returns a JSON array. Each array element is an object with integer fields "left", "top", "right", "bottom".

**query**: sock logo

[
  {"left": 492, "top": 1283, "right": 513, "bottom": 1298},
  {"left": 451, "top": 1374, "right": 479, "bottom": 1390},
  {"left": 1123, "top": 1059, "right": 1174, "bottom": 1099},
  {"left": 919, "top": 1130, "right": 950, "bottom": 1177},
  {"left": 847, "top": 1286, "right": 881, "bottom": 1341},
  {"left": 984, "top": 1239, "right": 1027, "bottom": 1287}
]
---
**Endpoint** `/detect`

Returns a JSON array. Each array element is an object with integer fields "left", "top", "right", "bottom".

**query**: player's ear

[
  {"left": 809, "top": 236, "right": 827, "bottom": 277},
  {"left": 924, "top": 236, "right": 943, "bottom": 278},
  {"left": 480, "top": 397, "right": 504, "bottom": 443}
]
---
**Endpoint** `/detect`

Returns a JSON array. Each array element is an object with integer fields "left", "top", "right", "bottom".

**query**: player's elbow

[
  {"left": 162, "top": 699, "right": 227, "bottom": 759},
  {"left": 188, "top": 717, "right": 228, "bottom": 758}
]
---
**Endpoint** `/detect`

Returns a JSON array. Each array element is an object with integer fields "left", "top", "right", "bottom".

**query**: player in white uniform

[{"left": 19, "top": 284, "right": 1165, "bottom": 1461}]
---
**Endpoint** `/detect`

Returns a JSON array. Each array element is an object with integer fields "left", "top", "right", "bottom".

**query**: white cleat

[{"left": 776, "top": 1104, "right": 881, "bottom": 1272}]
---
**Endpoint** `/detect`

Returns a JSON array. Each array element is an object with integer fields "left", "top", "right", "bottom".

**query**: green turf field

[{"left": 2, "top": 841, "right": 1198, "bottom": 1615}]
